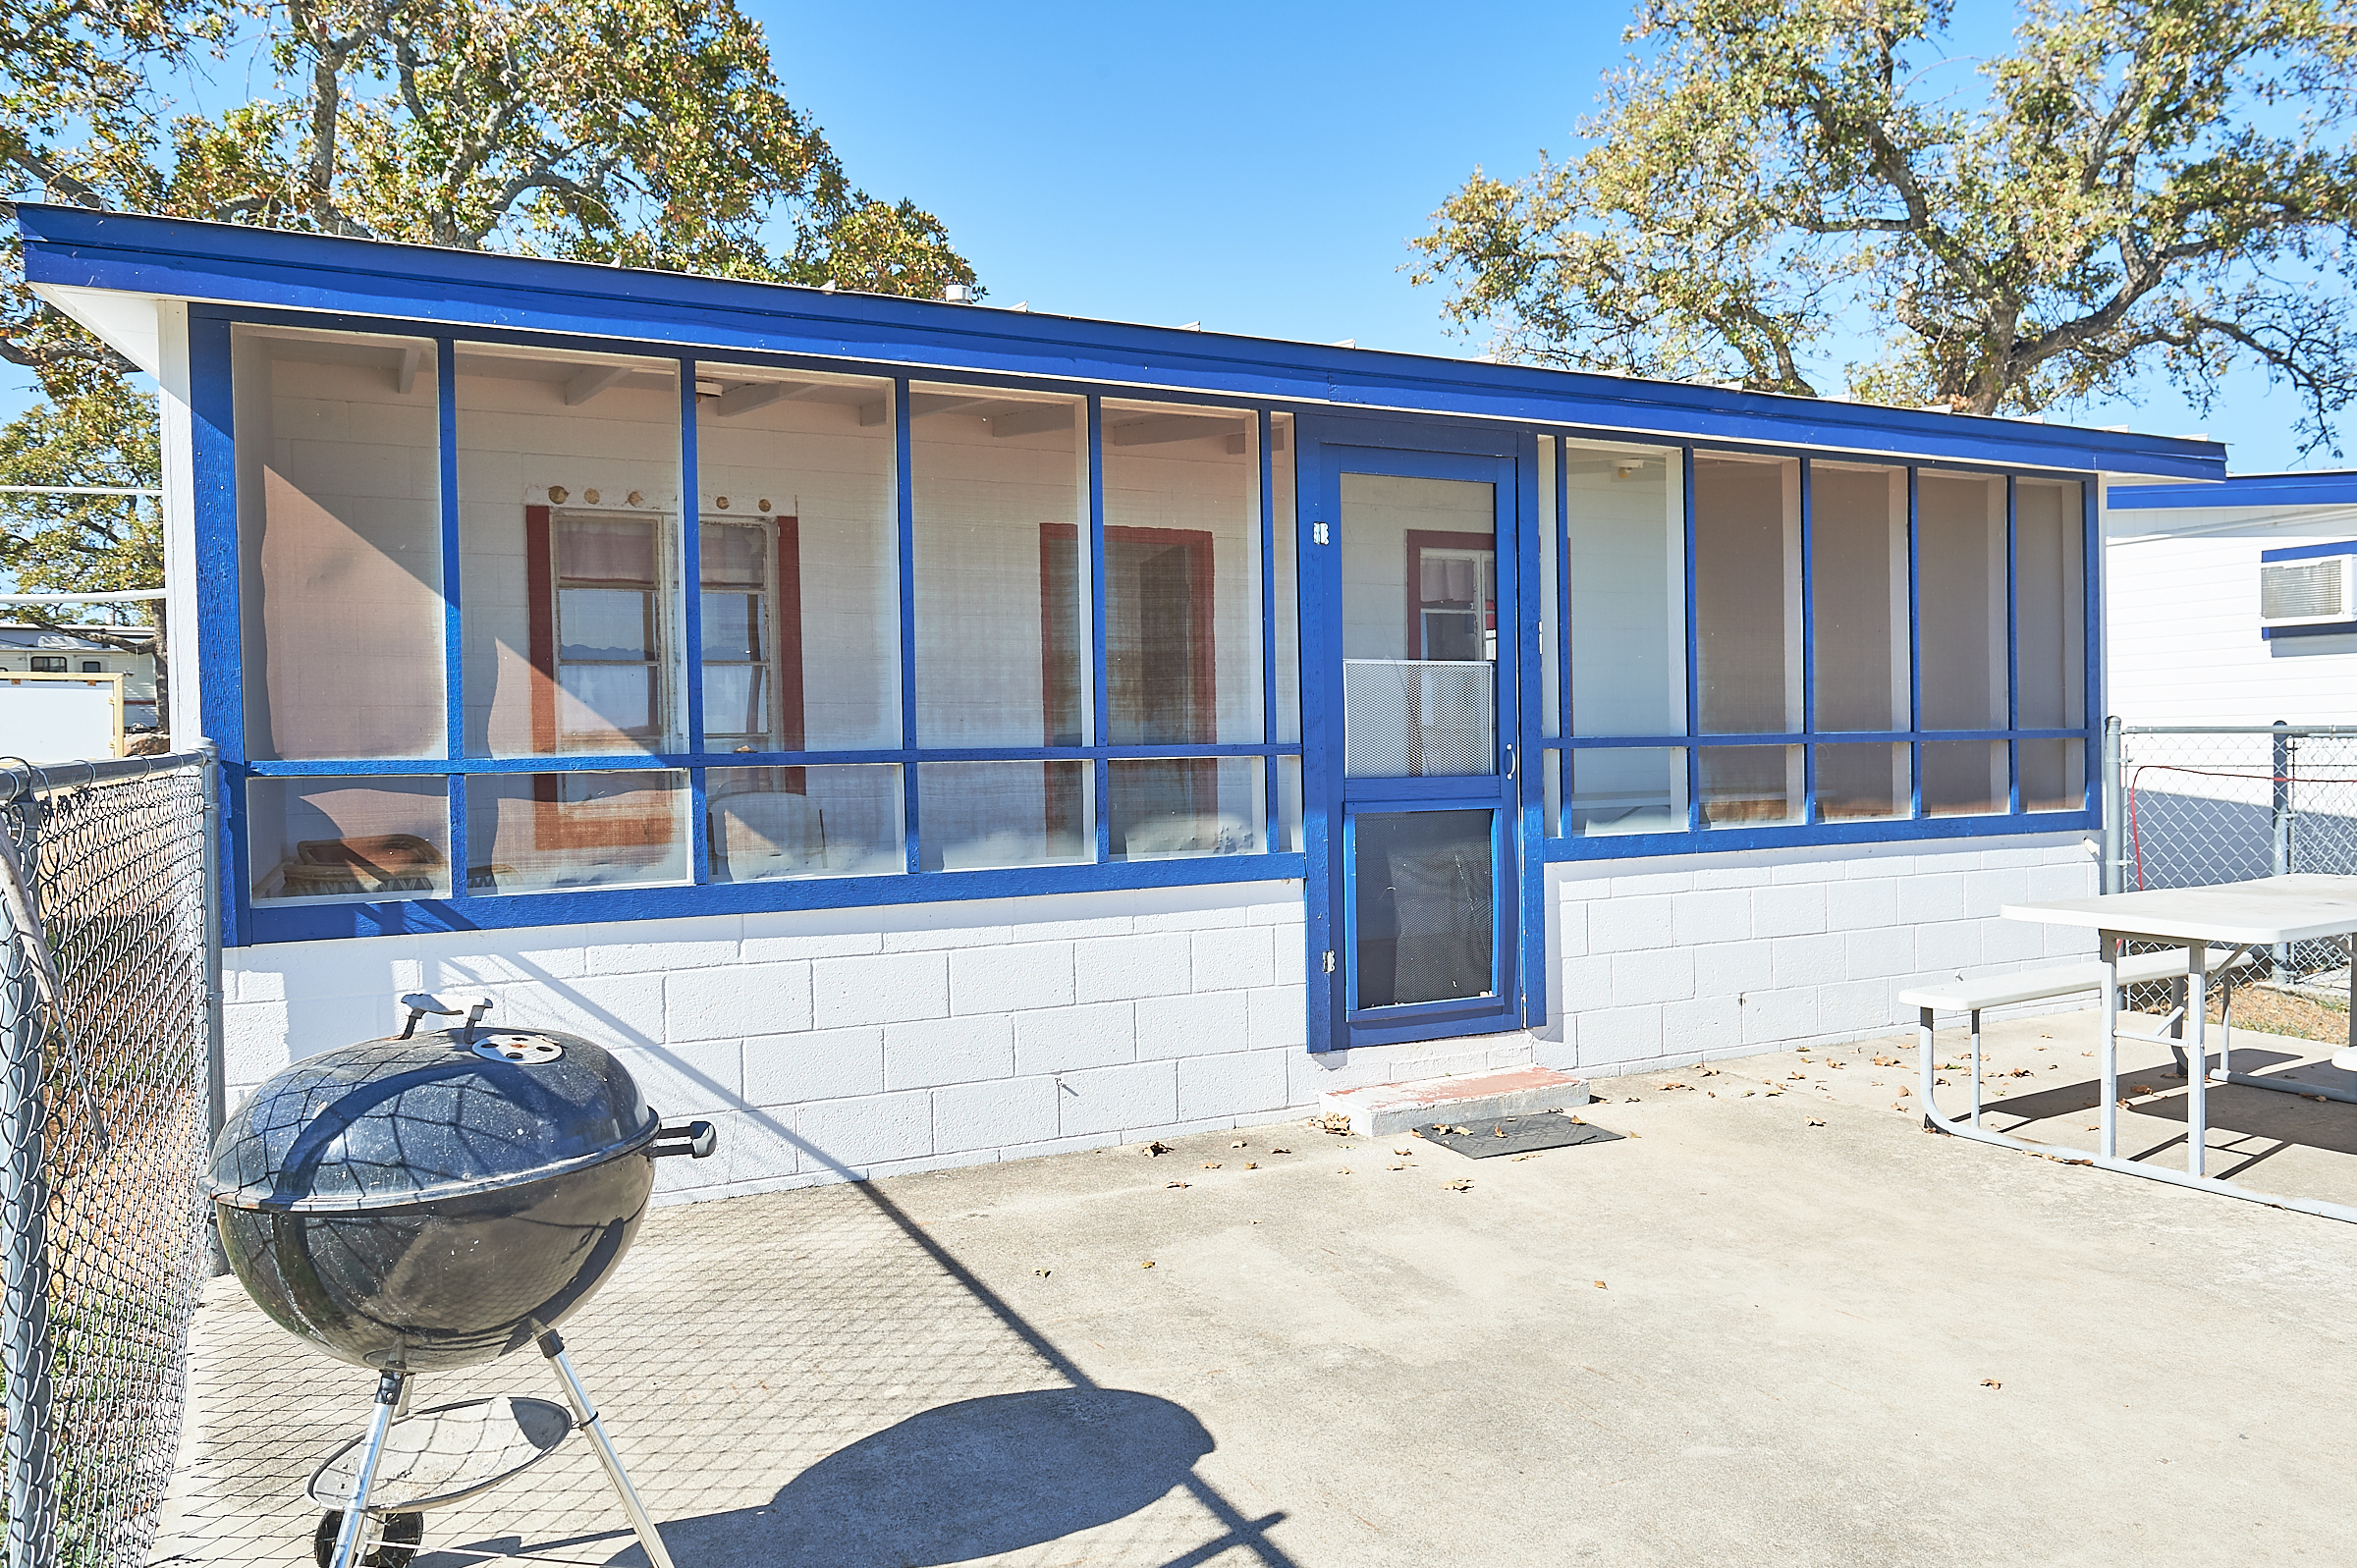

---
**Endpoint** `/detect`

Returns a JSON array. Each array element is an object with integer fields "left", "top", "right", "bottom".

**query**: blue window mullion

[
  {"left": 895, "top": 378, "right": 920, "bottom": 873},
  {"left": 2081, "top": 476, "right": 2103, "bottom": 813},
  {"left": 1258, "top": 408, "right": 1280, "bottom": 851},
  {"left": 1087, "top": 396, "right": 1111, "bottom": 864},
  {"left": 1799, "top": 457, "right": 1816, "bottom": 825},
  {"left": 1907, "top": 466, "right": 1925, "bottom": 819},
  {"left": 1681, "top": 445, "right": 1701, "bottom": 833},
  {"left": 679, "top": 358, "right": 710, "bottom": 882},
  {"left": 1555, "top": 433, "right": 1572, "bottom": 746},
  {"left": 436, "top": 334, "right": 466, "bottom": 892},
  {"left": 2004, "top": 472, "right": 2021, "bottom": 816}
]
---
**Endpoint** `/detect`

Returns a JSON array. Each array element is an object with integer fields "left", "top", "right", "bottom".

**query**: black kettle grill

[{"left": 202, "top": 993, "right": 716, "bottom": 1568}]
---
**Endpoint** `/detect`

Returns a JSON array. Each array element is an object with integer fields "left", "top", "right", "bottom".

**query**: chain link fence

[
  {"left": 2, "top": 751, "right": 219, "bottom": 1568},
  {"left": 2105, "top": 722, "right": 2357, "bottom": 992}
]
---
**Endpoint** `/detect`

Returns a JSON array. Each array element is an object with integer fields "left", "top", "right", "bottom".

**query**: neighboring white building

[
  {"left": 2106, "top": 472, "right": 2357, "bottom": 725},
  {"left": 0, "top": 622, "right": 161, "bottom": 730},
  {"left": 19, "top": 204, "right": 2228, "bottom": 1204}
]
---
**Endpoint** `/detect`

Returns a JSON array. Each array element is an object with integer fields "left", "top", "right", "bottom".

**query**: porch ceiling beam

[
  {"left": 1107, "top": 413, "right": 1242, "bottom": 447},
  {"left": 713, "top": 381, "right": 796, "bottom": 417},
  {"left": 987, "top": 404, "right": 1074, "bottom": 439},
  {"left": 564, "top": 364, "right": 632, "bottom": 406}
]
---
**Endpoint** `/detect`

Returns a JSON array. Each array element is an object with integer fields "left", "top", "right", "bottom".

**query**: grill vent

[{"left": 2260, "top": 556, "right": 2354, "bottom": 626}]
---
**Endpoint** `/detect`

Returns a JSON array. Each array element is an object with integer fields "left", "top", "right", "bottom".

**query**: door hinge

[
  {"left": 1323, "top": 949, "right": 1337, "bottom": 974},
  {"left": 1313, "top": 520, "right": 1330, "bottom": 546}
]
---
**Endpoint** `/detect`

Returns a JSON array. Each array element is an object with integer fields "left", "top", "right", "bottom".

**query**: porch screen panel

[
  {"left": 246, "top": 776, "right": 451, "bottom": 902},
  {"left": 456, "top": 345, "right": 684, "bottom": 758},
  {"left": 2015, "top": 478, "right": 2088, "bottom": 811},
  {"left": 231, "top": 326, "right": 444, "bottom": 760},
  {"left": 1562, "top": 441, "right": 1683, "bottom": 836},
  {"left": 1918, "top": 471, "right": 2008, "bottom": 814},
  {"left": 1693, "top": 453, "right": 1801, "bottom": 826},
  {"left": 1271, "top": 413, "right": 1300, "bottom": 746},
  {"left": 693, "top": 367, "right": 899, "bottom": 751},
  {"left": 1101, "top": 399, "right": 1263, "bottom": 746},
  {"left": 1810, "top": 461, "right": 1911, "bottom": 819},
  {"left": 909, "top": 384, "right": 1089, "bottom": 855},
  {"left": 706, "top": 764, "right": 904, "bottom": 880},
  {"left": 466, "top": 770, "right": 689, "bottom": 892}
]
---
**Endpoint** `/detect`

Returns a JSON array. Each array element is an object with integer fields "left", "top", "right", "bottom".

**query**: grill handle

[{"left": 650, "top": 1119, "right": 717, "bottom": 1160}]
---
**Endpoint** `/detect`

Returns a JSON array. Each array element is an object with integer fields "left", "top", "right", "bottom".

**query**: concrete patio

[{"left": 155, "top": 1008, "right": 2357, "bottom": 1567}]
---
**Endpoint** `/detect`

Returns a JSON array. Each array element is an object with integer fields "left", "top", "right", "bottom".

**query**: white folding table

[{"left": 1988, "top": 874, "right": 2357, "bottom": 1222}]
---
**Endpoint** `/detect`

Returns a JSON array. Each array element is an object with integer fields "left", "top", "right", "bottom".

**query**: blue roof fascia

[
  {"left": 22, "top": 203, "right": 2226, "bottom": 481},
  {"left": 2109, "top": 470, "right": 2357, "bottom": 511}
]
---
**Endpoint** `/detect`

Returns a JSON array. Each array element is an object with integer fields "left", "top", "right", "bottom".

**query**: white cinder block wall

[
  {"left": 224, "top": 880, "right": 1525, "bottom": 1204},
  {"left": 1536, "top": 832, "right": 2101, "bottom": 1077},
  {"left": 225, "top": 833, "right": 2101, "bottom": 1201}
]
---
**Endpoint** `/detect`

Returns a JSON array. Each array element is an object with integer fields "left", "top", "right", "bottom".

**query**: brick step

[{"left": 1319, "top": 1065, "right": 1591, "bottom": 1137}]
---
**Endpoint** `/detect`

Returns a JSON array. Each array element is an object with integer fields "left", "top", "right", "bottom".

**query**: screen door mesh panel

[
  {"left": 1343, "top": 660, "right": 1495, "bottom": 777},
  {"left": 2260, "top": 558, "right": 2346, "bottom": 621}
]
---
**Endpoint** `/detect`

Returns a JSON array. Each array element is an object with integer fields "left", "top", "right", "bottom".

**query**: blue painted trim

[
  {"left": 1906, "top": 466, "right": 1925, "bottom": 820},
  {"left": 1548, "top": 807, "right": 2097, "bottom": 861},
  {"left": 679, "top": 358, "right": 706, "bottom": 766},
  {"left": 1296, "top": 423, "right": 1341, "bottom": 1050},
  {"left": 894, "top": 377, "right": 919, "bottom": 874},
  {"left": 1258, "top": 407, "right": 1280, "bottom": 850},
  {"left": 1514, "top": 430, "right": 1547, "bottom": 1029},
  {"left": 2110, "top": 471, "right": 2357, "bottom": 511},
  {"left": 19, "top": 205, "right": 2224, "bottom": 479},
  {"left": 189, "top": 314, "right": 245, "bottom": 946},
  {"left": 1553, "top": 434, "right": 1572, "bottom": 748},
  {"left": 2260, "top": 622, "right": 2357, "bottom": 640},
  {"left": 2081, "top": 477, "right": 2102, "bottom": 811},
  {"left": 2258, "top": 539, "right": 2357, "bottom": 565},
  {"left": 1681, "top": 447, "right": 1702, "bottom": 833},
  {"left": 235, "top": 744, "right": 1301, "bottom": 774},
  {"left": 1799, "top": 458, "right": 1817, "bottom": 824},
  {"left": 434, "top": 334, "right": 466, "bottom": 892},
  {"left": 1338, "top": 800, "right": 1518, "bottom": 1044},
  {"left": 1086, "top": 395, "right": 1110, "bottom": 865},
  {"left": 1534, "top": 729, "right": 2083, "bottom": 747},
  {"left": 242, "top": 848, "right": 1310, "bottom": 945},
  {"left": 2004, "top": 474, "right": 2021, "bottom": 815}
]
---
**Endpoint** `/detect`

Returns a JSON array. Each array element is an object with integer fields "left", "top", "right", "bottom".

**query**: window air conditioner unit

[{"left": 2259, "top": 554, "right": 2357, "bottom": 628}]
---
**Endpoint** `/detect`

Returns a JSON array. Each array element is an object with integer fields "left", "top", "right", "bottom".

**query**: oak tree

[{"left": 1411, "top": 0, "right": 2357, "bottom": 451}]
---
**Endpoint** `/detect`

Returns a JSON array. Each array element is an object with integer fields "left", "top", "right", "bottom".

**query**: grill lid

[{"left": 203, "top": 1027, "right": 660, "bottom": 1213}]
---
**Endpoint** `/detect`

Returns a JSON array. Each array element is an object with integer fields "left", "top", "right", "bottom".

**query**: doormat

[{"left": 1417, "top": 1111, "right": 1624, "bottom": 1160}]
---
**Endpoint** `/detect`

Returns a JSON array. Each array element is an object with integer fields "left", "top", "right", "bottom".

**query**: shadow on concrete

[
  {"left": 595, "top": 1387, "right": 1217, "bottom": 1567},
  {"left": 1974, "top": 1047, "right": 2357, "bottom": 1176}
]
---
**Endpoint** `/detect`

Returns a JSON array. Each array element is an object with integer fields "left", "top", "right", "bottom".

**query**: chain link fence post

[
  {"left": 2273, "top": 720, "right": 2294, "bottom": 974},
  {"left": 2, "top": 800, "right": 60, "bottom": 1568},
  {"left": 197, "top": 743, "right": 227, "bottom": 1277}
]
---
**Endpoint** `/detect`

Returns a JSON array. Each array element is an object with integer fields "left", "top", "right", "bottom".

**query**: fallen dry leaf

[
  {"left": 1271, "top": 1147, "right": 1293, "bottom": 1154},
  {"left": 1622, "top": 1096, "right": 1642, "bottom": 1104},
  {"left": 1443, "top": 1177, "right": 1472, "bottom": 1192},
  {"left": 1165, "top": 1181, "right": 1189, "bottom": 1189},
  {"left": 1231, "top": 1140, "right": 1247, "bottom": 1149},
  {"left": 1895, "top": 1086, "right": 1911, "bottom": 1097},
  {"left": 1980, "top": 1379, "right": 2001, "bottom": 1389},
  {"left": 1140, "top": 1261, "right": 1156, "bottom": 1270},
  {"left": 1309, "top": 1111, "right": 1352, "bottom": 1134},
  {"left": 1593, "top": 1279, "right": 1607, "bottom": 1289},
  {"left": 1806, "top": 1117, "right": 1827, "bottom": 1127},
  {"left": 1389, "top": 1162, "right": 1409, "bottom": 1170},
  {"left": 1143, "top": 1141, "right": 1174, "bottom": 1157},
  {"left": 1827, "top": 1060, "right": 1846, "bottom": 1069},
  {"left": 1244, "top": 1162, "right": 1259, "bottom": 1170},
  {"left": 1511, "top": 1153, "right": 1541, "bottom": 1162},
  {"left": 1659, "top": 1081, "right": 1685, "bottom": 1090},
  {"left": 1034, "top": 1269, "right": 1051, "bottom": 1277},
  {"left": 1491, "top": 1127, "right": 1508, "bottom": 1138},
  {"left": 1394, "top": 1147, "right": 1413, "bottom": 1156},
  {"left": 2130, "top": 1084, "right": 2154, "bottom": 1096},
  {"left": 1788, "top": 1072, "right": 1807, "bottom": 1080},
  {"left": 1338, "top": 1166, "right": 1353, "bottom": 1174},
  {"left": 1201, "top": 1162, "right": 1222, "bottom": 1169},
  {"left": 1872, "top": 1055, "right": 1898, "bottom": 1067}
]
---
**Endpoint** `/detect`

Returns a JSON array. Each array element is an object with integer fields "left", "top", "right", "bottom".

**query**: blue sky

[{"left": 0, "top": 0, "right": 2331, "bottom": 470}]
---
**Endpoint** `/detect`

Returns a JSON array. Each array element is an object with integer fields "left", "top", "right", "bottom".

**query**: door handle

[{"left": 1504, "top": 743, "right": 1516, "bottom": 780}]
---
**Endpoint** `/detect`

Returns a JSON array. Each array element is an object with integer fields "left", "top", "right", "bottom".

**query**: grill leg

[
  {"left": 538, "top": 1330, "right": 677, "bottom": 1568},
  {"left": 329, "top": 1371, "right": 406, "bottom": 1568}
]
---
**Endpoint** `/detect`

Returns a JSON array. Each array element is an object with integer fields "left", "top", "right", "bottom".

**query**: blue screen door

[{"left": 1297, "top": 423, "right": 1532, "bottom": 1053}]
